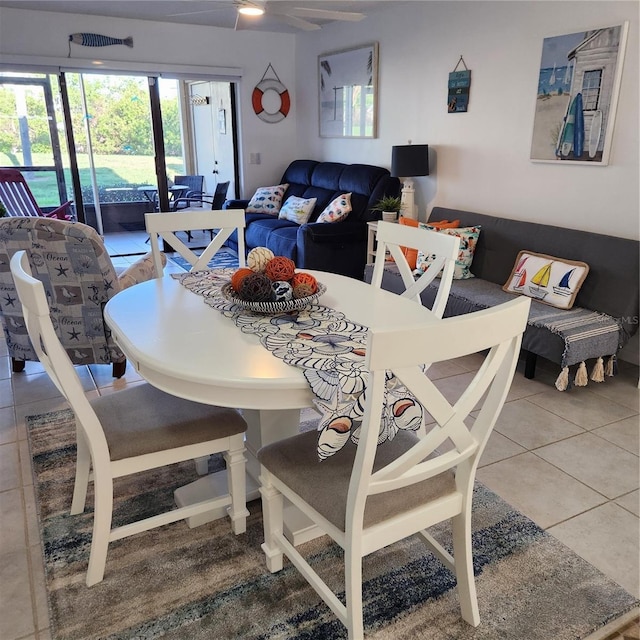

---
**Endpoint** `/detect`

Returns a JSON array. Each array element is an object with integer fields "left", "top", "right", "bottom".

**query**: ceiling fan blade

[
  {"left": 276, "top": 14, "right": 321, "bottom": 31},
  {"left": 166, "top": 3, "right": 231, "bottom": 18},
  {"left": 277, "top": 7, "right": 365, "bottom": 22}
]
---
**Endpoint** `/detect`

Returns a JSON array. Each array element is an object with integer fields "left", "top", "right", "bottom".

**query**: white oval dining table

[{"left": 104, "top": 269, "right": 438, "bottom": 540}]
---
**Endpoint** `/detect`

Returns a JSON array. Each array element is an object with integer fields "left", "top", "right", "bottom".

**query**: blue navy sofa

[{"left": 224, "top": 159, "right": 400, "bottom": 279}]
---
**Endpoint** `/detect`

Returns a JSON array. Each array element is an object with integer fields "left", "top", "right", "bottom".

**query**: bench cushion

[{"left": 365, "top": 263, "right": 622, "bottom": 369}]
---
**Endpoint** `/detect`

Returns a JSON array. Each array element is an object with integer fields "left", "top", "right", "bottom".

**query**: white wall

[
  {"left": 0, "top": 6, "right": 298, "bottom": 196},
  {"left": 1, "top": 2, "right": 638, "bottom": 241},
  {"left": 295, "top": 1, "right": 639, "bottom": 240}
]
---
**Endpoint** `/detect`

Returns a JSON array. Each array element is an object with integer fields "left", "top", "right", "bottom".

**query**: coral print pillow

[
  {"left": 246, "top": 184, "right": 289, "bottom": 215},
  {"left": 503, "top": 250, "right": 589, "bottom": 309},
  {"left": 415, "top": 224, "right": 481, "bottom": 279},
  {"left": 317, "top": 193, "right": 352, "bottom": 223},
  {"left": 278, "top": 196, "right": 317, "bottom": 224}
]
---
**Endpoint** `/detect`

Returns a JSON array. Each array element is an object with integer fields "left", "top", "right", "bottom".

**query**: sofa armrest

[
  {"left": 297, "top": 222, "right": 367, "bottom": 279},
  {"left": 300, "top": 221, "right": 366, "bottom": 244},
  {"left": 223, "top": 199, "right": 250, "bottom": 210}
]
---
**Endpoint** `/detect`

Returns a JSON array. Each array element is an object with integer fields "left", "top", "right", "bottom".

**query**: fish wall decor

[{"left": 68, "top": 33, "right": 133, "bottom": 56}]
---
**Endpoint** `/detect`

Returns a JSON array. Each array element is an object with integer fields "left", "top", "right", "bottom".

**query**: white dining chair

[
  {"left": 11, "top": 251, "right": 249, "bottom": 586},
  {"left": 145, "top": 208, "right": 246, "bottom": 277},
  {"left": 370, "top": 220, "right": 460, "bottom": 318},
  {"left": 258, "top": 296, "right": 531, "bottom": 639}
]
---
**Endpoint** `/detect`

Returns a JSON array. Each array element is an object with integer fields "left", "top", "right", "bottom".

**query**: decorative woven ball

[
  {"left": 238, "top": 272, "right": 274, "bottom": 302},
  {"left": 230, "top": 267, "right": 254, "bottom": 292},
  {"left": 265, "top": 256, "right": 296, "bottom": 282},
  {"left": 272, "top": 281, "right": 293, "bottom": 302},
  {"left": 292, "top": 272, "right": 317, "bottom": 293},
  {"left": 247, "top": 246, "right": 275, "bottom": 273},
  {"left": 293, "top": 282, "right": 314, "bottom": 299}
]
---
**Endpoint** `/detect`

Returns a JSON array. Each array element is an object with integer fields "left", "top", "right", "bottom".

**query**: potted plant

[
  {"left": 0, "top": 202, "right": 7, "bottom": 217},
  {"left": 373, "top": 195, "right": 402, "bottom": 221}
]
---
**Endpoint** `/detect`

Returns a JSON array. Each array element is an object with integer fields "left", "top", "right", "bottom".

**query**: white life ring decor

[{"left": 252, "top": 64, "right": 290, "bottom": 123}]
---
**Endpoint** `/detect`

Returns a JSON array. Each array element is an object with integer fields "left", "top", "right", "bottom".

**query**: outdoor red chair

[{"left": 0, "top": 168, "right": 73, "bottom": 220}]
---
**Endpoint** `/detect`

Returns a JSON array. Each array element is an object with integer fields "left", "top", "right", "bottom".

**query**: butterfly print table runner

[{"left": 175, "top": 269, "right": 423, "bottom": 460}]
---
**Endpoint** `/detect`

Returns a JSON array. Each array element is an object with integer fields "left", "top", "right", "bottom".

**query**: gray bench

[{"left": 364, "top": 207, "right": 639, "bottom": 389}]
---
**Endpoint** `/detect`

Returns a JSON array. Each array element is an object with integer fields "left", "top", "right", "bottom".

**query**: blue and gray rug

[
  {"left": 26, "top": 409, "right": 638, "bottom": 639},
  {"left": 168, "top": 246, "right": 239, "bottom": 271}
]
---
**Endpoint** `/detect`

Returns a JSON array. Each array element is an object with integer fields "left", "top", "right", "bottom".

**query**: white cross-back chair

[
  {"left": 145, "top": 208, "right": 246, "bottom": 276},
  {"left": 258, "top": 296, "right": 531, "bottom": 639},
  {"left": 11, "top": 251, "right": 249, "bottom": 586},
  {"left": 370, "top": 220, "right": 460, "bottom": 318}
]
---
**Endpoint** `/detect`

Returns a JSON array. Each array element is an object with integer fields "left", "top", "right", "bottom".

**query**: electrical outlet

[{"left": 250, "top": 152, "right": 261, "bottom": 165}]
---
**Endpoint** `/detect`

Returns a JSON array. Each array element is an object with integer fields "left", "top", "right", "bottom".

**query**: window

[{"left": 581, "top": 69, "right": 602, "bottom": 111}]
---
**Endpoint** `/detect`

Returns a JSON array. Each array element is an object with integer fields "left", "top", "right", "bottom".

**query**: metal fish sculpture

[{"left": 69, "top": 33, "right": 133, "bottom": 48}]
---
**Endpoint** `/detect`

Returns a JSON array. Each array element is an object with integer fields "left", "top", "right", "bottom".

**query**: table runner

[{"left": 174, "top": 269, "right": 424, "bottom": 460}]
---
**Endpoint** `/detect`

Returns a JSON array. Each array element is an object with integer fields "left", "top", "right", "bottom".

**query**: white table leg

[{"left": 174, "top": 408, "right": 321, "bottom": 543}]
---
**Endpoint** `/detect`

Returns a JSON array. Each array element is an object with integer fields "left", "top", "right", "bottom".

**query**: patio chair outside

[{"left": 0, "top": 168, "right": 73, "bottom": 220}]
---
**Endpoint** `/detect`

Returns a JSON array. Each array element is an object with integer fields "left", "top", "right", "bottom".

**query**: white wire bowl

[{"left": 220, "top": 281, "right": 326, "bottom": 314}]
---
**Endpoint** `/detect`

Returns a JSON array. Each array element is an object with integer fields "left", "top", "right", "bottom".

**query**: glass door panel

[{"left": 0, "top": 73, "right": 69, "bottom": 209}]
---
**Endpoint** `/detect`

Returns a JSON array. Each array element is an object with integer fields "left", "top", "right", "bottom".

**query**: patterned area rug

[
  {"left": 168, "top": 247, "right": 239, "bottom": 271},
  {"left": 26, "top": 408, "right": 638, "bottom": 640}
]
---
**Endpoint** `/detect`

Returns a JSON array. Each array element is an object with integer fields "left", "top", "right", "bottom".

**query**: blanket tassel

[
  {"left": 591, "top": 356, "right": 605, "bottom": 382},
  {"left": 605, "top": 355, "right": 617, "bottom": 377},
  {"left": 574, "top": 361, "right": 588, "bottom": 387},
  {"left": 555, "top": 366, "right": 569, "bottom": 391}
]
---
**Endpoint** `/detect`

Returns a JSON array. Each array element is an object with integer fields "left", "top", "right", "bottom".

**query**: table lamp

[{"left": 391, "top": 144, "right": 429, "bottom": 220}]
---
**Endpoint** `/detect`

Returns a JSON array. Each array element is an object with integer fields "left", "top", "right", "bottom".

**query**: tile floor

[{"left": 0, "top": 232, "right": 638, "bottom": 640}]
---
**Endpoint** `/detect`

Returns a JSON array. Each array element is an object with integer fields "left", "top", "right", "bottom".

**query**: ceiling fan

[{"left": 168, "top": 1, "right": 365, "bottom": 32}]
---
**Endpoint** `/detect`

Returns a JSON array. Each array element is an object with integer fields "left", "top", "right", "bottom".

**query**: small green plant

[
  {"left": 0, "top": 202, "right": 7, "bottom": 217},
  {"left": 373, "top": 195, "right": 402, "bottom": 213}
]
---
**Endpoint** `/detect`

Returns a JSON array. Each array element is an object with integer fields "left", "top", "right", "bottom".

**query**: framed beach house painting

[
  {"left": 530, "top": 22, "right": 628, "bottom": 165},
  {"left": 318, "top": 43, "right": 378, "bottom": 138}
]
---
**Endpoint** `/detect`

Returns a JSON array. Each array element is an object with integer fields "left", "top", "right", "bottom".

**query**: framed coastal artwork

[
  {"left": 530, "top": 22, "right": 628, "bottom": 165},
  {"left": 318, "top": 43, "right": 378, "bottom": 138}
]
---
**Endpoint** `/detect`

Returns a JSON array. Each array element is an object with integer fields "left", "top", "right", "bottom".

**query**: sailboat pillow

[{"left": 503, "top": 250, "right": 589, "bottom": 309}]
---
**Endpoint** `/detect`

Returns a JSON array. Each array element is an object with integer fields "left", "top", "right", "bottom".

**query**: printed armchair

[{"left": 0, "top": 217, "right": 164, "bottom": 377}]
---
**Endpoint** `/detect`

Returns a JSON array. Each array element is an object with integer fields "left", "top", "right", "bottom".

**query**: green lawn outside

[{"left": 0, "top": 152, "right": 184, "bottom": 208}]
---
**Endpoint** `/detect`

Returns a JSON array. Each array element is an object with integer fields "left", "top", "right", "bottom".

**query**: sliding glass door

[{"left": 1, "top": 68, "right": 238, "bottom": 239}]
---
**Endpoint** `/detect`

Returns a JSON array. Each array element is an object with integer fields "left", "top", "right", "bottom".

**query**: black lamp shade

[{"left": 391, "top": 144, "right": 429, "bottom": 177}]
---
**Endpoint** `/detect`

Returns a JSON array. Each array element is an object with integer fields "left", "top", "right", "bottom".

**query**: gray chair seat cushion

[
  {"left": 91, "top": 384, "right": 246, "bottom": 461},
  {"left": 258, "top": 429, "right": 455, "bottom": 530}
]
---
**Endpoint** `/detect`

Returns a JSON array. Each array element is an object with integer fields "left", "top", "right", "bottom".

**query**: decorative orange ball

[
  {"left": 291, "top": 272, "right": 317, "bottom": 293},
  {"left": 230, "top": 267, "right": 254, "bottom": 292},
  {"left": 265, "top": 256, "right": 296, "bottom": 282}
]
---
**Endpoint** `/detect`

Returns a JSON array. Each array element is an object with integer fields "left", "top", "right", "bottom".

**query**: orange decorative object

[
  {"left": 265, "top": 256, "right": 296, "bottom": 282},
  {"left": 292, "top": 272, "right": 317, "bottom": 293},
  {"left": 231, "top": 267, "right": 254, "bottom": 292}
]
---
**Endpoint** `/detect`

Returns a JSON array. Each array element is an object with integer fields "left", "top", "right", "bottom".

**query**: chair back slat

[
  {"left": 210, "top": 181, "right": 230, "bottom": 209},
  {"left": 370, "top": 221, "right": 460, "bottom": 317},
  {"left": 145, "top": 208, "right": 246, "bottom": 276},
  {"left": 0, "top": 173, "right": 41, "bottom": 216}
]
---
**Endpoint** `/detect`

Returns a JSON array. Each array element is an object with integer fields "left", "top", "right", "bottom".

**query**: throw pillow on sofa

[
  {"left": 278, "top": 195, "right": 317, "bottom": 224},
  {"left": 503, "top": 250, "right": 589, "bottom": 310},
  {"left": 246, "top": 184, "right": 289, "bottom": 215},
  {"left": 317, "top": 193, "right": 352, "bottom": 223},
  {"left": 415, "top": 224, "right": 481, "bottom": 279},
  {"left": 399, "top": 217, "right": 460, "bottom": 269}
]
